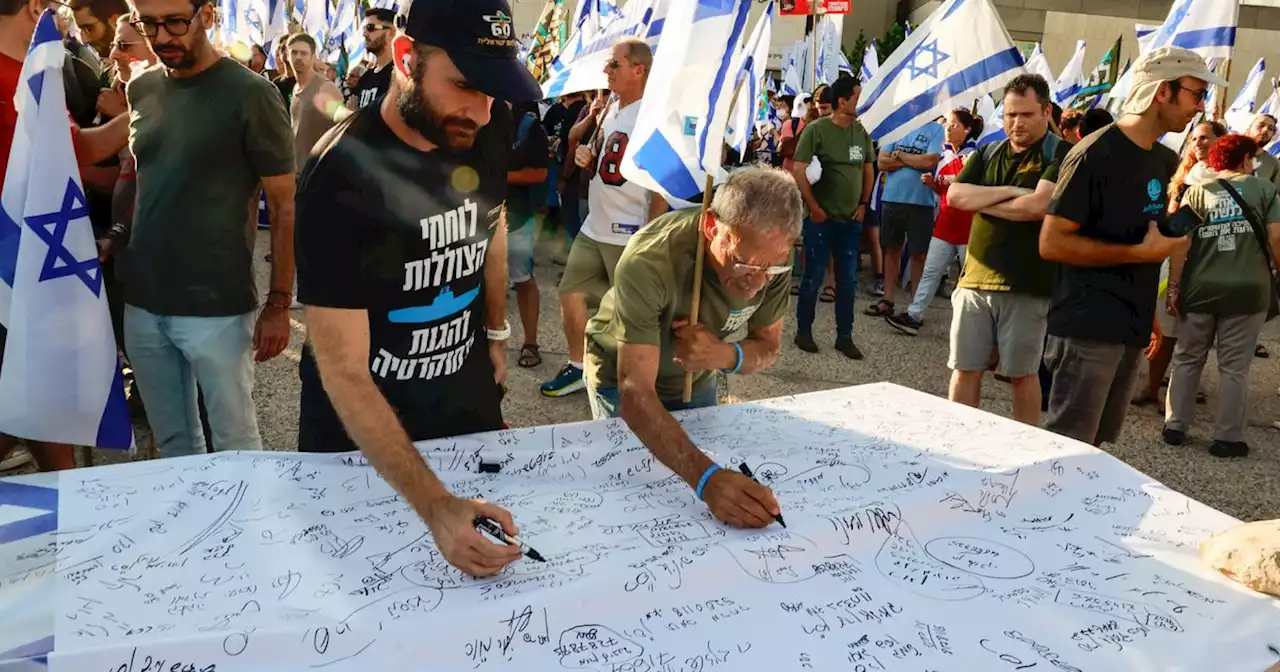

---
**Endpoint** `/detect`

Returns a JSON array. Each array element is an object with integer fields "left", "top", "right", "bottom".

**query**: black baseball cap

[{"left": 400, "top": 0, "right": 543, "bottom": 102}]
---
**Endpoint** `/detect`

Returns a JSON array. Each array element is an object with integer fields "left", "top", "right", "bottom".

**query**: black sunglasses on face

[{"left": 362, "top": 23, "right": 388, "bottom": 33}]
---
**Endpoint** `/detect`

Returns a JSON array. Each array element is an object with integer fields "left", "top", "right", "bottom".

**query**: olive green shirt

[
  {"left": 1179, "top": 174, "right": 1280, "bottom": 315},
  {"left": 125, "top": 58, "right": 294, "bottom": 316},
  {"left": 956, "top": 135, "right": 1070, "bottom": 297},
  {"left": 585, "top": 209, "right": 790, "bottom": 401},
  {"left": 792, "top": 116, "right": 874, "bottom": 221}
]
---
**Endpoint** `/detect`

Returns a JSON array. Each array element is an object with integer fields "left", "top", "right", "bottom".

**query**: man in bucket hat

[
  {"left": 293, "top": 0, "right": 542, "bottom": 577},
  {"left": 1039, "top": 46, "right": 1224, "bottom": 446}
]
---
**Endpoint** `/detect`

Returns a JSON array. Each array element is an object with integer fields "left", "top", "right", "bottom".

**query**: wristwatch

[{"left": 487, "top": 320, "right": 512, "bottom": 341}]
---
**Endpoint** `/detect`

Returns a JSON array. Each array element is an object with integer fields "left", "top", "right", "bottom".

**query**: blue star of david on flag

[
  {"left": 908, "top": 39, "right": 948, "bottom": 80},
  {"left": 24, "top": 179, "right": 102, "bottom": 297}
]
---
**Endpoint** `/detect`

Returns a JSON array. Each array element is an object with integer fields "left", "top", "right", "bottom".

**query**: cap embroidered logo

[{"left": 484, "top": 11, "right": 513, "bottom": 39}]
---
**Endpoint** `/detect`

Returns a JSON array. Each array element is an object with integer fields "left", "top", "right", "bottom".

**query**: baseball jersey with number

[{"left": 580, "top": 100, "right": 651, "bottom": 246}]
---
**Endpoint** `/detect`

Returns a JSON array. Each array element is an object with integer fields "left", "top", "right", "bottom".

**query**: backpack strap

[
  {"left": 514, "top": 112, "right": 536, "bottom": 150},
  {"left": 1041, "top": 133, "right": 1061, "bottom": 165},
  {"left": 980, "top": 139, "right": 1007, "bottom": 167}
]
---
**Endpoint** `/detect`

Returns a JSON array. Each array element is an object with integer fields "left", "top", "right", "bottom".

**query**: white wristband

[{"left": 486, "top": 320, "right": 511, "bottom": 341}]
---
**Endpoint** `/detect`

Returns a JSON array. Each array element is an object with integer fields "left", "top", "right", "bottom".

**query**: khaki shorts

[
  {"left": 948, "top": 287, "right": 1050, "bottom": 378},
  {"left": 559, "top": 234, "right": 626, "bottom": 304}
]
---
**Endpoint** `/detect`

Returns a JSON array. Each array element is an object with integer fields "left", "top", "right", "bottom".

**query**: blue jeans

[
  {"left": 124, "top": 305, "right": 262, "bottom": 457},
  {"left": 796, "top": 218, "right": 863, "bottom": 339},
  {"left": 586, "top": 376, "right": 718, "bottom": 419}
]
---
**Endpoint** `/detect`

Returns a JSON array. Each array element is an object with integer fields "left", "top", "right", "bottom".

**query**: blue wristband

[
  {"left": 721, "top": 343, "right": 743, "bottom": 375},
  {"left": 695, "top": 465, "right": 722, "bottom": 501}
]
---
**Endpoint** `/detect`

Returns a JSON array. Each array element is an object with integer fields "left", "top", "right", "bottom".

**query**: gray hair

[{"left": 709, "top": 166, "right": 804, "bottom": 240}]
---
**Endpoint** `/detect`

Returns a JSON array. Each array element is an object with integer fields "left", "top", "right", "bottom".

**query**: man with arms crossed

[
  {"left": 295, "top": 0, "right": 541, "bottom": 577},
  {"left": 541, "top": 37, "right": 667, "bottom": 397},
  {"left": 585, "top": 167, "right": 799, "bottom": 527},
  {"left": 1040, "top": 47, "right": 1208, "bottom": 446},
  {"left": 945, "top": 74, "right": 1068, "bottom": 426}
]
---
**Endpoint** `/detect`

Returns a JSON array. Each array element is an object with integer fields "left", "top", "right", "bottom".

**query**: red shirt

[
  {"left": 931, "top": 142, "right": 976, "bottom": 245},
  {"left": 0, "top": 52, "right": 88, "bottom": 187}
]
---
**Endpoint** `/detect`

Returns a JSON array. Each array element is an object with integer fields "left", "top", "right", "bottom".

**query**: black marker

[
  {"left": 474, "top": 516, "right": 546, "bottom": 562},
  {"left": 738, "top": 463, "right": 786, "bottom": 528}
]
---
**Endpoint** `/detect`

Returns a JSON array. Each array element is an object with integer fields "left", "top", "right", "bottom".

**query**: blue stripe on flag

[
  {"left": 693, "top": 0, "right": 736, "bottom": 22},
  {"left": 869, "top": 47, "right": 1023, "bottom": 140},
  {"left": 696, "top": 0, "right": 752, "bottom": 168},
  {"left": 941, "top": 0, "right": 967, "bottom": 21},
  {"left": 0, "top": 635, "right": 54, "bottom": 665},
  {"left": 96, "top": 363, "right": 132, "bottom": 449},
  {"left": 646, "top": 17, "right": 664, "bottom": 40},
  {"left": 632, "top": 132, "right": 702, "bottom": 200},
  {"left": 1172, "top": 27, "right": 1236, "bottom": 50},
  {"left": 0, "top": 480, "right": 59, "bottom": 544},
  {"left": 28, "top": 10, "right": 60, "bottom": 51},
  {"left": 0, "top": 206, "right": 18, "bottom": 287}
]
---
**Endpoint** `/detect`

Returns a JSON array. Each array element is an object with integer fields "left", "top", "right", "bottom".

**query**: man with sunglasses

[
  {"left": 583, "top": 167, "right": 798, "bottom": 528},
  {"left": 1040, "top": 47, "right": 1214, "bottom": 447},
  {"left": 122, "top": 0, "right": 294, "bottom": 458},
  {"left": 346, "top": 7, "right": 395, "bottom": 111}
]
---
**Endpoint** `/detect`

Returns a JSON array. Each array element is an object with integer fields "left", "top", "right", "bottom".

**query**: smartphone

[{"left": 1160, "top": 205, "right": 1201, "bottom": 238}]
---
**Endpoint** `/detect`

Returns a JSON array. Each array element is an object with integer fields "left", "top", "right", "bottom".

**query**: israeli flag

[
  {"left": 1203, "top": 57, "right": 1222, "bottom": 112},
  {"left": 976, "top": 92, "right": 1006, "bottom": 144},
  {"left": 779, "top": 64, "right": 801, "bottom": 97},
  {"left": 1114, "top": 0, "right": 1239, "bottom": 104},
  {"left": 327, "top": 0, "right": 364, "bottom": 66},
  {"left": 814, "top": 13, "right": 843, "bottom": 86},
  {"left": 1052, "top": 39, "right": 1087, "bottom": 108},
  {"left": 857, "top": 0, "right": 1025, "bottom": 146},
  {"left": 1024, "top": 43, "right": 1055, "bottom": 86},
  {"left": 1135, "top": 23, "right": 1159, "bottom": 52},
  {"left": 837, "top": 50, "right": 854, "bottom": 79},
  {"left": 621, "top": 0, "right": 753, "bottom": 202},
  {"left": 298, "top": 0, "right": 331, "bottom": 55},
  {"left": 543, "top": 0, "right": 667, "bottom": 98},
  {"left": 861, "top": 40, "right": 879, "bottom": 83},
  {"left": 1229, "top": 57, "right": 1265, "bottom": 113},
  {"left": 0, "top": 10, "right": 132, "bottom": 450},
  {"left": 726, "top": 1, "right": 773, "bottom": 156}
]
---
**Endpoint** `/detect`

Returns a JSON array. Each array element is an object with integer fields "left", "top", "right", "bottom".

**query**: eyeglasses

[
  {"left": 731, "top": 262, "right": 791, "bottom": 276},
  {"left": 131, "top": 13, "right": 199, "bottom": 37},
  {"left": 1170, "top": 81, "right": 1209, "bottom": 104},
  {"left": 362, "top": 23, "right": 388, "bottom": 33},
  {"left": 605, "top": 59, "right": 625, "bottom": 70},
  {"left": 111, "top": 38, "right": 142, "bottom": 51}
]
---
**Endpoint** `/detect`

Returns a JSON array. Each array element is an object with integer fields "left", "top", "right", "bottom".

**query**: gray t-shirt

[
  {"left": 1254, "top": 150, "right": 1280, "bottom": 192},
  {"left": 124, "top": 58, "right": 294, "bottom": 316}
]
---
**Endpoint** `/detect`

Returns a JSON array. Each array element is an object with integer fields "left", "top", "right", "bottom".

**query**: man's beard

[
  {"left": 155, "top": 46, "right": 196, "bottom": 70},
  {"left": 397, "top": 79, "right": 480, "bottom": 153},
  {"left": 366, "top": 35, "right": 387, "bottom": 55}
]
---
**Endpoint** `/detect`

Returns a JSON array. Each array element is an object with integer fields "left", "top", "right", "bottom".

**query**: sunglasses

[{"left": 362, "top": 23, "right": 389, "bottom": 33}]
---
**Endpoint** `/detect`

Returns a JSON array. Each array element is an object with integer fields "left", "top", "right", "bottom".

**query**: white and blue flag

[
  {"left": 1024, "top": 43, "right": 1054, "bottom": 85},
  {"left": 326, "top": 0, "right": 364, "bottom": 65},
  {"left": 814, "top": 13, "right": 843, "bottom": 86},
  {"left": 0, "top": 10, "right": 132, "bottom": 450},
  {"left": 857, "top": 0, "right": 1025, "bottom": 145},
  {"left": 726, "top": 1, "right": 773, "bottom": 156},
  {"left": 861, "top": 40, "right": 879, "bottom": 84},
  {"left": 542, "top": 0, "right": 667, "bottom": 98},
  {"left": 1113, "top": 0, "right": 1239, "bottom": 104},
  {"left": 297, "top": 0, "right": 331, "bottom": 56},
  {"left": 621, "top": 0, "right": 753, "bottom": 202},
  {"left": 1229, "top": 57, "right": 1265, "bottom": 113},
  {"left": 1052, "top": 39, "right": 1086, "bottom": 107},
  {"left": 1135, "top": 23, "right": 1159, "bottom": 52},
  {"left": 976, "top": 92, "right": 1006, "bottom": 144}
]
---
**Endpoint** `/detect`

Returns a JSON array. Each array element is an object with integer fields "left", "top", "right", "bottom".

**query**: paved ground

[{"left": 10, "top": 230, "right": 1280, "bottom": 522}]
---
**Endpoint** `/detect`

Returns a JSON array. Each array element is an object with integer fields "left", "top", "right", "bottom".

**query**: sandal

[
  {"left": 517, "top": 344, "right": 542, "bottom": 368},
  {"left": 1256, "top": 344, "right": 1270, "bottom": 359},
  {"left": 864, "top": 299, "right": 893, "bottom": 317},
  {"left": 820, "top": 286, "right": 835, "bottom": 303}
]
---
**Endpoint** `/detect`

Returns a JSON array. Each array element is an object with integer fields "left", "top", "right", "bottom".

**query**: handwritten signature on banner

[{"left": 2, "top": 383, "right": 1275, "bottom": 671}]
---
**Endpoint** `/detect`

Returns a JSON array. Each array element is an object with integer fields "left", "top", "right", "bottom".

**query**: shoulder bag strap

[{"left": 1217, "top": 178, "right": 1279, "bottom": 275}]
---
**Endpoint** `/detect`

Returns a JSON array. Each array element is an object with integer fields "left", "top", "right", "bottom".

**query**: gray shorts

[
  {"left": 1043, "top": 336, "right": 1144, "bottom": 446},
  {"left": 879, "top": 202, "right": 934, "bottom": 255},
  {"left": 948, "top": 287, "right": 1050, "bottom": 377}
]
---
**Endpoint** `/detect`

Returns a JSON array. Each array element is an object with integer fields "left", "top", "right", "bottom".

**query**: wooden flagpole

[{"left": 683, "top": 74, "right": 752, "bottom": 402}]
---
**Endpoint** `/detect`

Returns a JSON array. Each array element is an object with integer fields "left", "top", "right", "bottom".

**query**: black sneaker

[
  {"left": 864, "top": 299, "right": 894, "bottom": 317},
  {"left": 885, "top": 312, "right": 921, "bottom": 336},
  {"left": 1208, "top": 440, "right": 1249, "bottom": 458},
  {"left": 834, "top": 338, "right": 864, "bottom": 360},
  {"left": 794, "top": 332, "right": 819, "bottom": 353},
  {"left": 1161, "top": 426, "right": 1187, "bottom": 446}
]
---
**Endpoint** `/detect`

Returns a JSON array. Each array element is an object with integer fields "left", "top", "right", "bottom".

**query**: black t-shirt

[
  {"left": 350, "top": 63, "right": 392, "bottom": 110},
  {"left": 295, "top": 101, "right": 511, "bottom": 445},
  {"left": 508, "top": 109, "right": 550, "bottom": 227},
  {"left": 274, "top": 75, "right": 295, "bottom": 107},
  {"left": 1046, "top": 124, "right": 1180, "bottom": 346},
  {"left": 544, "top": 98, "right": 586, "bottom": 166}
]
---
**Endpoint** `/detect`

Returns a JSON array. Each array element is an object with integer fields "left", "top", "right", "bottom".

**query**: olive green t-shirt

[
  {"left": 792, "top": 116, "right": 874, "bottom": 221},
  {"left": 956, "top": 135, "right": 1070, "bottom": 298},
  {"left": 585, "top": 209, "right": 790, "bottom": 401},
  {"left": 1179, "top": 174, "right": 1280, "bottom": 315},
  {"left": 124, "top": 58, "right": 294, "bottom": 316}
]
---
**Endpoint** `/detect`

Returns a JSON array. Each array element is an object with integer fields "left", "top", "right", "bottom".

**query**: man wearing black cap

[{"left": 294, "top": 0, "right": 542, "bottom": 577}]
